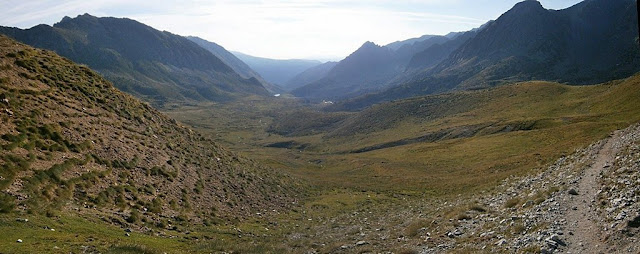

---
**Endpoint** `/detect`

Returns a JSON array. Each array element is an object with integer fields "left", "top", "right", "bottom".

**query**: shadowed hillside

[
  {"left": 332, "top": 0, "right": 640, "bottom": 111},
  {"left": 0, "top": 14, "right": 269, "bottom": 107},
  {"left": 0, "top": 35, "right": 299, "bottom": 229}
]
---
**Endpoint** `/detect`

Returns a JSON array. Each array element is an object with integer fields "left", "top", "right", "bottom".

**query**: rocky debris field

[
  {"left": 596, "top": 124, "right": 640, "bottom": 253},
  {"left": 415, "top": 123, "right": 640, "bottom": 253}
]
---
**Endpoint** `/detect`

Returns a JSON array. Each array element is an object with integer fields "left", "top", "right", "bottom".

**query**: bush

[
  {"left": 504, "top": 197, "right": 521, "bottom": 208},
  {"left": 148, "top": 198, "right": 163, "bottom": 213},
  {"left": 126, "top": 209, "right": 140, "bottom": 223},
  {"left": 469, "top": 205, "right": 487, "bottom": 213},
  {"left": 457, "top": 213, "right": 472, "bottom": 221},
  {"left": 404, "top": 219, "right": 429, "bottom": 237},
  {"left": 107, "top": 244, "right": 160, "bottom": 254},
  {"left": 0, "top": 192, "right": 15, "bottom": 213}
]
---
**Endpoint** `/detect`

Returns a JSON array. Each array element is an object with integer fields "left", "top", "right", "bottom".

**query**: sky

[{"left": 0, "top": 0, "right": 583, "bottom": 61}]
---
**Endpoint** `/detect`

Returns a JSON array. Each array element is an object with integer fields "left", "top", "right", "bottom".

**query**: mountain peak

[
  {"left": 509, "top": 0, "right": 545, "bottom": 13},
  {"left": 360, "top": 41, "right": 380, "bottom": 49},
  {"left": 54, "top": 13, "right": 99, "bottom": 28},
  {"left": 353, "top": 41, "right": 386, "bottom": 55},
  {"left": 78, "top": 13, "right": 95, "bottom": 18}
]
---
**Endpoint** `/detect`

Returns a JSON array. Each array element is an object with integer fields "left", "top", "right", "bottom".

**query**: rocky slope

[
  {"left": 410, "top": 124, "right": 640, "bottom": 253},
  {"left": 0, "top": 14, "right": 269, "bottom": 107},
  {"left": 269, "top": 122, "right": 640, "bottom": 253},
  {"left": 0, "top": 35, "right": 299, "bottom": 227}
]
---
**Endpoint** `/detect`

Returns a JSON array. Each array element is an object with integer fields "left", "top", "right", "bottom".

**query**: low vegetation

[
  {"left": 0, "top": 35, "right": 301, "bottom": 252},
  {"left": 3, "top": 29, "right": 640, "bottom": 251}
]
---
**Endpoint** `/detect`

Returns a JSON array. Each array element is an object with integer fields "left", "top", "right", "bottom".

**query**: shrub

[
  {"left": 0, "top": 192, "right": 15, "bottom": 213},
  {"left": 404, "top": 219, "right": 429, "bottom": 237},
  {"left": 148, "top": 198, "right": 163, "bottom": 213},
  {"left": 504, "top": 197, "right": 521, "bottom": 208},
  {"left": 126, "top": 209, "right": 140, "bottom": 223},
  {"left": 107, "top": 244, "right": 160, "bottom": 254},
  {"left": 457, "top": 213, "right": 472, "bottom": 221},
  {"left": 469, "top": 205, "right": 487, "bottom": 213}
]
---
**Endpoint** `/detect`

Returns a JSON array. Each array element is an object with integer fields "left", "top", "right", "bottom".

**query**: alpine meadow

[{"left": 1, "top": 0, "right": 640, "bottom": 253}]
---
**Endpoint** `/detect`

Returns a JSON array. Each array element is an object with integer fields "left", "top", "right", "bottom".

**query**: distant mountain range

[
  {"left": 232, "top": 52, "right": 322, "bottom": 90},
  {"left": 186, "top": 36, "right": 282, "bottom": 93},
  {"left": 1, "top": 0, "right": 636, "bottom": 112},
  {"left": 326, "top": 0, "right": 640, "bottom": 110},
  {"left": 284, "top": 61, "right": 338, "bottom": 91},
  {"left": 291, "top": 29, "right": 480, "bottom": 101},
  {"left": 0, "top": 14, "right": 269, "bottom": 107},
  {"left": 386, "top": 34, "right": 440, "bottom": 50},
  {"left": 292, "top": 41, "right": 402, "bottom": 100}
]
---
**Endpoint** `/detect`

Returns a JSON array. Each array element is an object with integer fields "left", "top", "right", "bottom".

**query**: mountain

[
  {"left": 392, "top": 35, "right": 450, "bottom": 64},
  {"left": 290, "top": 26, "right": 496, "bottom": 102},
  {"left": 232, "top": 52, "right": 321, "bottom": 88},
  {"left": 291, "top": 34, "right": 459, "bottom": 101},
  {"left": 333, "top": 0, "right": 640, "bottom": 111},
  {"left": 386, "top": 34, "right": 440, "bottom": 50},
  {"left": 284, "top": 61, "right": 338, "bottom": 91},
  {"left": 186, "top": 36, "right": 283, "bottom": 93},
  {"left": 0, "top": 35, "right": 298, "bottom": 224},
  {"left": 292, "top": 41, "right": 402, "bottom": 101},
  {"left": 0, "top": 14, "right": 269, "bottom": 107},
  {"left": 407, "top": 29, "right": 479, "bottom": 70}
]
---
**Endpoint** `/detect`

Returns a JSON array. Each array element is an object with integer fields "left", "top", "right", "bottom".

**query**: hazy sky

[{"left": 0, "top": 0, "right": 583, "bottom": 61}]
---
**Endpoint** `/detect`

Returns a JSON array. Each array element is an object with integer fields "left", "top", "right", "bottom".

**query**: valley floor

[
  {"left": 3, "top": 78, "right": 640, "bottom": 253},
  {"left": 3, "top": 122, "right": 639, "bottom": 253}
]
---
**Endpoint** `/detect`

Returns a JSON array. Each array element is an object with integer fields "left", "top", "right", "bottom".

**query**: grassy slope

[
  {"left": 157, "top": 77, "right": 640, "bottom": 251},
  {"left": 168, "top": 77, "right": 640, "bottom": 195},
  {"left": 300, "top": 79, "right": 640, "bottom": 192},
  {"left": 0, "top": 36, "right": 301, "bottom": 253}
]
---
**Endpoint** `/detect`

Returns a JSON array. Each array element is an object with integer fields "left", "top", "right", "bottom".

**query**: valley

[
  {"left": 1, "top": 0, "right": 640, "bottom": 253},
  {"left": 167, "top": 79, "right": 640, "bottom": 193},
  {"left": 158, "top": 76, "right": 640, "bottom": 252}
]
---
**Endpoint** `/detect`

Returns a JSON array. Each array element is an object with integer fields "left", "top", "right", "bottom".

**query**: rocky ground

[
  {"left": 285, "top": 123, "right": 640, "bottom": 253},
  {"left": 415, "top": 123, "right": 640, "bottom": 253}
]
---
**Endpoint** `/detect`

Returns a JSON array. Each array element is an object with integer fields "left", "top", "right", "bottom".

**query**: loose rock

[{"left": 356, "top": 240, "right": 369, "bottom": 246}]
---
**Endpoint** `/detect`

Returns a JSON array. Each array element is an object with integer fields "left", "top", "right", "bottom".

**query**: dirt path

[{"left": 563, "top": 132, "right": 620, "bottom": 253}]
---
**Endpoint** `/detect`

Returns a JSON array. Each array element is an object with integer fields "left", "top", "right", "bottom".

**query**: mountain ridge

[
  {"left": 331, "top": 0, "right": 640, "bottom": 111},
  {"left": 291, "top": 41, "right": 401, "bottom": 101},
  {"left": 0, "top": 14, "right": 270, "bottom": 107}
]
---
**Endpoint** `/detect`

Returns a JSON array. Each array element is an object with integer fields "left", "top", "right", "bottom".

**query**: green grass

[
  {"left": 5, "top": 34, "right": 640, "bottom": 252},
  {"left": 159, "top": 77, "right": 640, "bottom": 252},
  {"left": 166, "top": 77, "right": 640, "bottom": 195},
  {"left": 0, "top": 190, "right": 396, "bottom": 253},
  {"left": 0, "top": 214, "right": 187, "bottom": 254}
]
